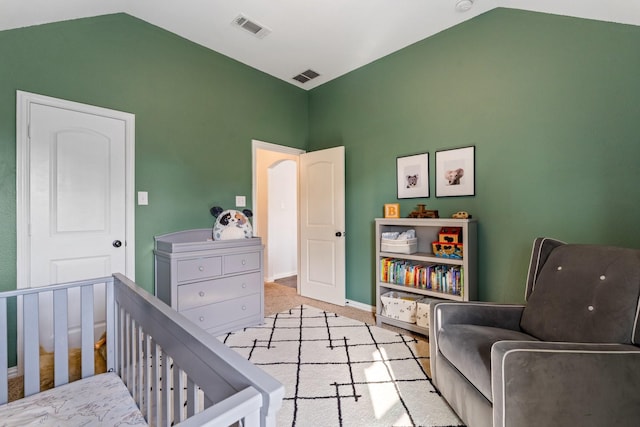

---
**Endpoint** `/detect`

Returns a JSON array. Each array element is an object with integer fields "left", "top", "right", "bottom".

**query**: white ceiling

[{"left": 1, "top": 0, "right": 639, "bottom": 90}]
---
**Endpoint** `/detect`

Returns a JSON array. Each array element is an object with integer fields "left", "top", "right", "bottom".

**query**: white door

[
  {"left": 299, "top": 146, "right": 346, "bottom": 306},
  {"left": 17, "top": 92, "right": 135, "bottom": 350}
]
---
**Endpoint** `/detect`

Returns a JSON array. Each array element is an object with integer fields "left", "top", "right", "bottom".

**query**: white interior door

[
  {"left": 299, "top": 146, "right": 345, "bottom": 306},
  {"left": 17, "top": 92, "right": 135, "bottom": 350}
]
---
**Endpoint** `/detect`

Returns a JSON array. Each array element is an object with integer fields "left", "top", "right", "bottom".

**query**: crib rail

[
  {"left": 0, "top": 274, "right": 284, "bottom": 427},
  {"left": 0, "top": 276, "right": 114, "bottom": 402}
]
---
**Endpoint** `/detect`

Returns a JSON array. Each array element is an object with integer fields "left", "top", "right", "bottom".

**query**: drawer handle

[
  {"left": 241, "top": 259, "right": 246, "bottom": 266},
  {"left": 199, "top": 291, "right": 205, "bottom": 297},
  {"left": 199, "top": 316, "right": 205, "bottom": 322},
  {"left": 198, "top": 266, "right": 204, "bottom": 271},
  {"left": 242, "top": 305, "right": 246, "bottom": 311},
  {"left": 242, "top": 283, "right": 247, "bottom": 288}
]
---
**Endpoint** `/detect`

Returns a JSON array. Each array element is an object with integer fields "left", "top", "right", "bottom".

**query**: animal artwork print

[
  {"left": 406, "top": 174, "right": 419, "bottom": 188},
  {"left": 445, "top": 168, "right": 464, "bottom": 185}
]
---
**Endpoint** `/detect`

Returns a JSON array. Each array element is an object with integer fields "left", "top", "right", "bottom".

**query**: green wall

[
  {"left": 308, "top": 8, "right": 640, "bottom": 304},
  {"left": 0, "top": 14, "right": 308, "bottom": 294},
  {"left": 2, "top": 8, "right": 640, "bottom": 311}
]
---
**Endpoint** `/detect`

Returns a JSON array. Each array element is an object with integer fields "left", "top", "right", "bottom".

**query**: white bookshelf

[{"left": 375, "top": 217, "right": 478, "bottom": 335}]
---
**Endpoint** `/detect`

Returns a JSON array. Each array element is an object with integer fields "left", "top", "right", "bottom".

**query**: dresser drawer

[
  {"left": 177, "top": 272, "right": 261, "bottom": 311},
  {"left": 177, "top": 256, "right": 222, "bottom": 283},
  {"left": 224, "top": 251, "right": 261, "bottom": 274},
  {"left": 181, "top": 294, "right": 261, "bottom": 331}
]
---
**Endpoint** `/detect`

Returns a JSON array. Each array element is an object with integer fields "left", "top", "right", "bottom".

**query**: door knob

[
  {"left": 335, "top": 232, "right": 342, "bottom": 237},
  {"left": 112, "top": 240, "right": 122, "bottom": 248}
]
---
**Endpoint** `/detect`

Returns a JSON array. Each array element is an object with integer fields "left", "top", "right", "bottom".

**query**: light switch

[
  {"left": 235, "top": 195, "right": 246, "bottom": 207},
  {"left": 138, "top": 191, "right": 148, "bottom": 205}
]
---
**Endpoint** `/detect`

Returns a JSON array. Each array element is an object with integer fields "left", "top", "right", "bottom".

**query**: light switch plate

[
  {"left": 235, "top": 195, "right": 246, "bottom": 207},
  {"left": 138, "top": 191, "right": 148, "bottom": 205}
]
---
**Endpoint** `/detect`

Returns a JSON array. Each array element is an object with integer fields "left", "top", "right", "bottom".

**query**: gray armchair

[{"left": 430, "top": 237, "right": 640, "bottom": 427}]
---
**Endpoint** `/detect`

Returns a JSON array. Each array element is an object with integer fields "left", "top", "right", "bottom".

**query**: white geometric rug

[{"left": 218, "top": 305, "right": 463, "bottom": 427}]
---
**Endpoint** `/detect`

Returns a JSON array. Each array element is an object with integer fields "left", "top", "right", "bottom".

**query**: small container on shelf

[
  {"left": 381, "top": 237, "right": 418, "bottom": 254},
  {"left": 380, "top": 291, "right": 421, "bottom": 323}
]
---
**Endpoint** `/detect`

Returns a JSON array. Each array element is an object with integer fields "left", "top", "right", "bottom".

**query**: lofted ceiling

[{"left": 1, "top": 0, "right": 639, "bottom": 90}]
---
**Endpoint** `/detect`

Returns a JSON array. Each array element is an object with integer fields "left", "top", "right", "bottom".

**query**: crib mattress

[{"left": 0, "top": 372, "right": 147, "bottom": 426}]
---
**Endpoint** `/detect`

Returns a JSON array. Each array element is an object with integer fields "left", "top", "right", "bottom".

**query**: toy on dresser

[
  {"left": 210, "top": 206, "right": 254, "bottom": 240},
  {"left": 432, "top": 227, "right": 464, "bottom": 259}
]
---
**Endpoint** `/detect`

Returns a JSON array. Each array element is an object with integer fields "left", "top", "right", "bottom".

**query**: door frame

[{"left": 16, "top": 90, "right": 136, "bottom": 290}]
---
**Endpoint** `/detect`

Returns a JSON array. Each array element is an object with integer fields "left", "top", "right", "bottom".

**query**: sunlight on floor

[{"left": 364, "top": 346, "right": 408, "bottom": 423}]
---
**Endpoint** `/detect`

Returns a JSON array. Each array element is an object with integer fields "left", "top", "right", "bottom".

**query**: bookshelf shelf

[{"left": 375, "top": 217, "right": 478, "bottom": 336}]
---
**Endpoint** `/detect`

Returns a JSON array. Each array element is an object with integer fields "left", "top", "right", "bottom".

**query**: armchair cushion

[
  {"left": 438, "top": 325, "right": 537, "bottom": 401},
  {"left": 520, "top": 244, "right": 640, "bottom": 344},
  {"left": 491, "top": 341, "right": 640, "bottom": 427}
]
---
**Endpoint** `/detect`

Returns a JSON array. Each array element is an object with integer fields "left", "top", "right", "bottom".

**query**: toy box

[
  {"left": 432, "top": 241, "right": 464, "bottom": 259},
  {"left": 438, "top": 227, "right": 462, "bottom": 244}
]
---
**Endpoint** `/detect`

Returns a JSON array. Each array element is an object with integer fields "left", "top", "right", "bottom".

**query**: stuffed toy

[{"left": 210, "top": 206, "right": 254, "bottom": 240}]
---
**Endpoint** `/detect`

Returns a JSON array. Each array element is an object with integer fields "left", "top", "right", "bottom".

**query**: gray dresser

[{"left": 154, "top": 229, "right": 264, "bottom": 335}]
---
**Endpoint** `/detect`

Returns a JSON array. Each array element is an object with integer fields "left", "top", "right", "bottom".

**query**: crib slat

[
  {"left": 173, "top": 361, "right": 185, "bottom": 424},
  {"left": 186, "top": 377, "right": 197, "bottom": 418},
  {"left": 80, "top": 285, "right": 94, "bottom": 378},
  {"left": 23, "top": 294, "right": 40, "bottom": 397},
  {"left": 136, "top": 326, "right": 144, "bottom": 412},
  {"left": 0, "top": 297, "right": 8, "bottom": 404},
  {"left": 105, "top": 281, "right": 116, "bottom": 372},
  {"left": 149, "top": 338, "right": 158, "bottom": 425},
  {"left": 53, "top": 289, "right": 70, "bottom": 387},
  {"left": 125, "top": 312, "right": 132, "bottom": 392},
  {"left": 161, "top": 353, "right": 172, "bottom": 426},
  {"left": 142, "top": 334, "right": 150, "bottom": 420}
]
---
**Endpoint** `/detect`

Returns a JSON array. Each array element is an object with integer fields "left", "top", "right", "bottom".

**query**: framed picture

[
  {"left": 397, "top": 153, "right": 429, "bottom": 199},
  {"left": 435, "top": 146, "right": 475, "bottom": 197}
]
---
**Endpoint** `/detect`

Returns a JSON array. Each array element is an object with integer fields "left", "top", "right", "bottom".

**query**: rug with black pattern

[{"left": 218, "top": 305, "right": 463, "bottom": 427}]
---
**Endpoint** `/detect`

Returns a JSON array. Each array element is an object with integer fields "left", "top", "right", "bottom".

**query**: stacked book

[{"left": 380, "top": 258, "right": 464, "bottom": 296}]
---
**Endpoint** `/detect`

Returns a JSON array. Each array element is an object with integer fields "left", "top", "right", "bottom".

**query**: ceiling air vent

[
  {"left": 293, "top": 69, "right": 320, "bottom": 84},
  {"left": 232, "top": 14, "right": 271, "bottom": 39}
]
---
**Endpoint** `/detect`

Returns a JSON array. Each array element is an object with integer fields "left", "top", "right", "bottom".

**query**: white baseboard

[
  {"left": 345, "top": 299, "right": 375, "bottom": 313},
  {"left": 8, "top": 366, "right": 18, "bottom": 379},
  {"left": 273, "top": 271, "right": 297, "bottom": 280}
]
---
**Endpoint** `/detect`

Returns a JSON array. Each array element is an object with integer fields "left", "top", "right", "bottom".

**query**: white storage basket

[
  {"left": 380, "top": 291, "right": 420, "bottom": 323},
  {"left": 381, "top": 237, "right": 418, "bottom": 254},
  {"left": 416, "top": 297, "right": 441, "bottom": 329}
]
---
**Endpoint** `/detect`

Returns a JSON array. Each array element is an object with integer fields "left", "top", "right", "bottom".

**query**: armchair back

[{"left": 521, "top": 237, "right": 640, "bottom": 344}]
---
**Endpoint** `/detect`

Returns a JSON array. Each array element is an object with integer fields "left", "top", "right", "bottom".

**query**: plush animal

[{"left": 210, "top": 206, "right": 254, "bottom": 240}]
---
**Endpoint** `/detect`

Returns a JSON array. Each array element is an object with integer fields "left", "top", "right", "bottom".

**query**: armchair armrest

[
  {"left": 491, "top": 341, "right": 640, "bottom": 427},
  {"left": 429, "top": 302, "right": 525, "bottom": 388},
  {"left": 431, "top": 302, "right": 526, "bottom": 333}
]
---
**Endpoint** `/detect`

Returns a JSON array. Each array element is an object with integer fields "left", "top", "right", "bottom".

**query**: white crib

[{"left": 0, "top": 273, "right": 284, "bottom": 426}]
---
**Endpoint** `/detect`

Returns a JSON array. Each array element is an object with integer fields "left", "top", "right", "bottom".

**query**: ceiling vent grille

[
  {"left": 293, "top": 69, "right": 320, "bottom": 84},
  {"left": 232, "top": 14, "right": 271, "bottom": 39}
]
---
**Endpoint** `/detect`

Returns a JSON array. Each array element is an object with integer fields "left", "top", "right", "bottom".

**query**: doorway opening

[
  {"left": 268, "top": 159, "right": 298, "bottom": 284},
  {"left": 252, "top": 140, "right": 304, "bottom": 288}
]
